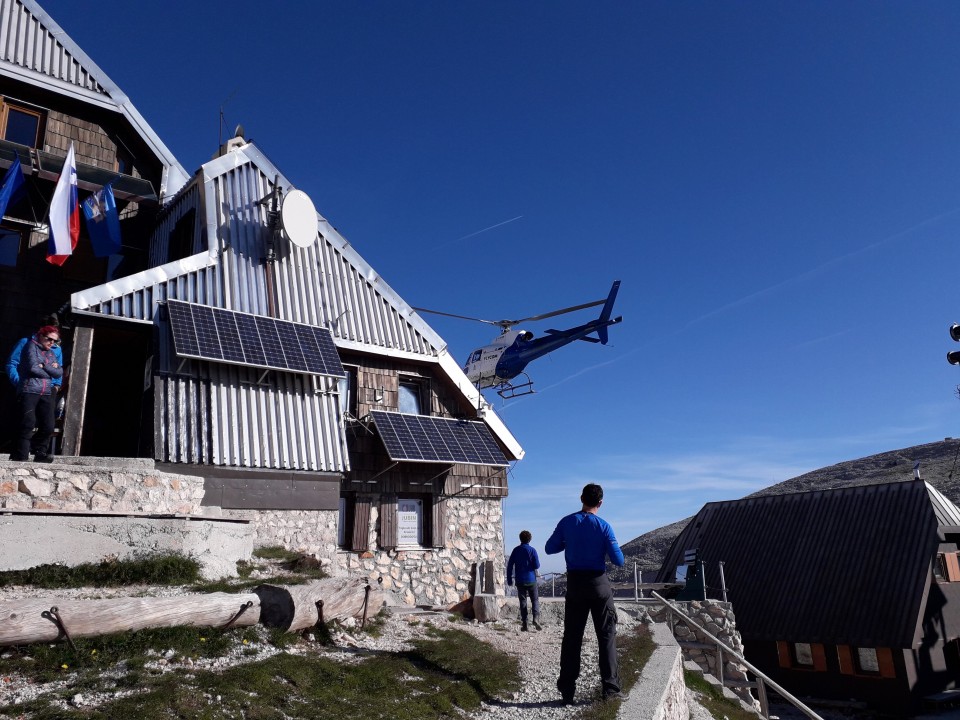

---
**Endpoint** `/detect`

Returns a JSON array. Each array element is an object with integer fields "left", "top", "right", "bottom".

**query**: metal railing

[{"left": 651, "top": 591, "right": 824, "bottom": 720}]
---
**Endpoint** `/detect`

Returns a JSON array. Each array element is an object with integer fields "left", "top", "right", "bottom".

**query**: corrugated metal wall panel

[{"left": 0, "top": 0, "right": 103, "bottom": 94}]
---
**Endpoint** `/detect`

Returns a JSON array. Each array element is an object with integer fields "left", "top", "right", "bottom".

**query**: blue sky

[{"left": 42, "top": 0, "right": 960, "bottom": 572}]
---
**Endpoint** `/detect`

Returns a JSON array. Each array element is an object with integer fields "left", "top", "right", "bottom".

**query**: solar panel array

[
  {"left": 166, "top": 300, "right": 345, "bottom": 378},
  {"left": 370, "top": 410, "right": 508, "bottom": 466}
]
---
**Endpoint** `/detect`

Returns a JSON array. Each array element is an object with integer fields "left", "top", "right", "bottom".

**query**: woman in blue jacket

[{"left": 10, "top": 326, "right": 62, "bottom": 462}]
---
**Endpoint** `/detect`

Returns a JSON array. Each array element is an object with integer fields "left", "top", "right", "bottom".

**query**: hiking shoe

[
  {"left": 557, "top": 681, "right": 574, "bottom": 705},
  {"left": 533, "top": 619, "right": 542, "bottom": 630},
  {"left": 521, "top": 623, "right": 529, "bottom": 632},
  {"left": 8, "top": 453, "right": 27, "bottom": 461},
  {"left": 33, "top": 453, "right": 54, "bottom": 463},
  {"left": 603, "top": 691, "right": 628, "bottom": 702}
]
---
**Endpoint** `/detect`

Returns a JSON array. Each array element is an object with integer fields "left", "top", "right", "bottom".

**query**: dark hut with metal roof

[{"left": 655, "top": 478, "right": 960, "bottom": 714}]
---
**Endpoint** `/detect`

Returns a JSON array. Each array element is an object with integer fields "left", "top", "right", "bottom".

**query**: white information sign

[{"left": 397, "top": 499, "right": 423, "bottom": 546}]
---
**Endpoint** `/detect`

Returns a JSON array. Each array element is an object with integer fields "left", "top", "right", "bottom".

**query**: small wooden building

[
  {"left": 655, "top": 479, "right": 960, "bottom": 714},
  {"left": 0, "top": 0, "right": 523, "bottom": 607}
]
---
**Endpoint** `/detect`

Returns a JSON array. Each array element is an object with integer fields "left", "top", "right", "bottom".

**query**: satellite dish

[{"left": 280, "top": 189, "right": 318, "bottom": 248}]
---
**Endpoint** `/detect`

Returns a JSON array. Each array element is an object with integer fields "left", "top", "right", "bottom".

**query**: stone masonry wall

[
  {"left": 337, "top": 496, "right": 504, "bottom": 607},
  {"left": 649, "top": 599, "right": 760, "bottom": 711},
  {"left": 219, "top": 508, "right": 340, "bottom": 571},
  {"left": 0, "top": 460, "right": 203, "bottom": 513}
]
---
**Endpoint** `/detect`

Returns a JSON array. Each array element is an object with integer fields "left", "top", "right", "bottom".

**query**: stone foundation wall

[
  {"left": 649, "top": 600, "right": 760, "bottom": 711},
  {"left": 337, "top": 495, "right": 504, "bottom": 607},
  {"left": 218, "top": 508, "right": 340, "bottom": 571},
  {"left": 0, "top": 460, "right": 204, "bottom": 513}
]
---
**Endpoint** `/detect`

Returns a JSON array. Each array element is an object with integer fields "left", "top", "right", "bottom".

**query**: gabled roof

[
  {"left": 73, "top": 142, "right": 523, "bottom": 460},
  {"left": 0, "top": 0, "right": 189, "bottom": 197},
  {"left": 656, "top": 479, "right": 950, "bottom": 647}
]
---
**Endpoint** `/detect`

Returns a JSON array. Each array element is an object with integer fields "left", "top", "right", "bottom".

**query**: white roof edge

[
  {"left": 72, "top": 251, "right": 219, "bottom": 310},
  {"left": 22, "top": 0, "right": 189, "bottom": 196}
]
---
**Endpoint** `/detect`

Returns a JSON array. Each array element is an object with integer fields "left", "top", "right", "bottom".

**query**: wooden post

[{"left": 61, "top": 324, "right": 93, "bottom": 456}]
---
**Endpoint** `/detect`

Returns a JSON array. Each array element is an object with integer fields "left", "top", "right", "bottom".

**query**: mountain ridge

[{"left": 613, "top": 437, "right": 960, "bottom": 579}]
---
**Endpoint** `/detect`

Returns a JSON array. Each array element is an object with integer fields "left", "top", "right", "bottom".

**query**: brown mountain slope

[{"left": 614, "top": 437, "right": 960, "bottom": 578}]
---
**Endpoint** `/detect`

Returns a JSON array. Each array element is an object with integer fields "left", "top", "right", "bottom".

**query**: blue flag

[
  {"left": 0, "top": 155, "right": 25, "bottom": 220},
  {"left": 82, "top": 182, "right": 122, "bottom": 257}
]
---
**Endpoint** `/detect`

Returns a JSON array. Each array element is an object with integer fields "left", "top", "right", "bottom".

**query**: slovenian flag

[{"left": 47, "top": 143, "right": 79, "bottom": 266}]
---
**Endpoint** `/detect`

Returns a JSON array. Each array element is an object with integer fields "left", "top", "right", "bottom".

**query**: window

[
  {"left": 1, "top": 100, "right": 44, "bottom": 148},
  {"left": 398, "top": 376, "right": 428, "bottom": 415},
  {"left": 793, "top": 643, "right": 814, "bottom": 667},
  {"left": 856, "top": 647, "right": 880, "bottom": 674},
  {"left": 116, "top": 147, "right": 133, "bottom": 175},
  {"left": 338, "top": 365, "right": 358, "bottom": 419},
  {"left": 397, "top": 498, "right": 423, "bottom": 546},
  {"left": 379, "top": 494, "right": 446, "bottom": 550}
]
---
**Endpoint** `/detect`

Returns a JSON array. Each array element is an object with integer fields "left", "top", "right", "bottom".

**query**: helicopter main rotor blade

[
  {"left": 512, "top": 298, "right": 606, "bottom": 324},
  {"left": 411, "top": 307, "right": 504, "bottom": 326}
]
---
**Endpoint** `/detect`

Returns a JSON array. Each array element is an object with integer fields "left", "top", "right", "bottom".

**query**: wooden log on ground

[
  {"left": 0, "top": 592, "right": 261, "bottom": 647},
  {"left": 255, "top": 577, "right": 381, "bottom": 632}
]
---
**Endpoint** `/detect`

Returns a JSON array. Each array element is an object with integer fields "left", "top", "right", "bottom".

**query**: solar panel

[
  {"left": 370, "top": 410, "right": 509, "bottom": 466},
  {"left": 166, "top": 300, "right": 345, "bottom": 378}
]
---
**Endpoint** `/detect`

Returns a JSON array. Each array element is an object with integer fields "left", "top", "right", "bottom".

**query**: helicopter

[{"left": 414, "top": 280, "right": 622, "bottom": 398}]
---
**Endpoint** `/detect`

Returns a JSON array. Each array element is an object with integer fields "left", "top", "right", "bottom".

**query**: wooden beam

[{"left": 61, "top": 324, "right": 93, "bottom": 456}]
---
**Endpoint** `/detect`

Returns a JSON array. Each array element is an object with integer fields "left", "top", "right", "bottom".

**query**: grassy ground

[
  {"left": 0, "top": 551, "right": 657, "bottom": 719},
  {"left": 684, "top": 669, "right": 762, "bottom": 720}
]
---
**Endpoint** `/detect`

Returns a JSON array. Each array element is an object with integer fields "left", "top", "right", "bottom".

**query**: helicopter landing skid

[{"left": 495, "top": 375, "right": 535, "bottom": 399}]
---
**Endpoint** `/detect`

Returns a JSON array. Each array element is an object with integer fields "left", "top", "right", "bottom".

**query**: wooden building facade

[{"left": 655, "top": 479, "right": 960, "bottom": 714}]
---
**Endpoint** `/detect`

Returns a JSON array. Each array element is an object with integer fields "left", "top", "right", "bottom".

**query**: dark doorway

[{"left": 80, "top": 320, "right": 153, "bottom": 458}]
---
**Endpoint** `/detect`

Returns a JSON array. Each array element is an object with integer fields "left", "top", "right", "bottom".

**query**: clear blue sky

[{"left": 43, "top": 0, "right": 960, "bottom": 572}]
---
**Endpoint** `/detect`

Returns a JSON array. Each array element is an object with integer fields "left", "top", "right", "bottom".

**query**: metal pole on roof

[
  {"left": 634, "top": 563, "right": 638, "bottom": 601},
  {"left": 719, "top": 561, "right": 728, "bottom": 602}
]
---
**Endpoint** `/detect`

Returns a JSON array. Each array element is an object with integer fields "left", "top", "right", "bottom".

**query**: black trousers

[
  {"left": 558, "top": 571, "right": 620, "bottom": 697},
  {"left": 16, "top": 392, "right": 55, "bottom": 459}
]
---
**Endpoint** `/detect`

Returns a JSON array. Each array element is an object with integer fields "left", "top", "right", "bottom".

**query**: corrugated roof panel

[{"left": 656, "top": 479, "right": 946, "bottom": 647}]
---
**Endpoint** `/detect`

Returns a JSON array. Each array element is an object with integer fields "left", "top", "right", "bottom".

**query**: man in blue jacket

[
  {"left": 506, "top": 530, "right": 541, "bottom": 632},
  {"left": 546, "top": 483, "right": 624, "bottom": 704},
  {"left": 8, "top": 326, "right": 62, "bottom": 462}
]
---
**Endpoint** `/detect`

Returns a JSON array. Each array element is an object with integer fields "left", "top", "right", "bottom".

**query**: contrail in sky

[
  {"left": 440, "top": 215, "right": 523, "bottom": 247},
  {"left": 684, "top": 206, "right": 960, "bottom": 330}
]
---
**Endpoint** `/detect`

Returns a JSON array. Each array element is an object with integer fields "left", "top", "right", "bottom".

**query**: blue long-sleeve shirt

[
  {"left": 545, "top": 510, "right": 624, "bottom": 572},
  {"left": 507, "top": 543, "right": 540, "bottom": 585},
  {"left": 6, "top": 337, "right": 63, "bottom": 388}
]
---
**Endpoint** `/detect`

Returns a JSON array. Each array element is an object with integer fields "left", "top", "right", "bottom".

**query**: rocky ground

[{"left": 1, "top": 586, "right": 717, "bottom": 719}]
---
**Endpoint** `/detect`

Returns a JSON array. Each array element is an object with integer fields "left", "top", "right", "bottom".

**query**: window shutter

[
  {"left": 380, "top": 495, "right": 398, "bottom": 550},
  {"left": 946, "top": 553, "right": 960, "bottom": 582},
  {"left": 837, "top": 645, "right": 854, "bottom": 675},
  {"left": 431, "top": 497, "right": 447, "bottom": 549},
  {"left": 812, "top": 643, "right": 827, "bottom": 671},
  {"left": 777, "top": 641, "right": 791, "bottom": 668},
  {"left": 877, "top": 647, "right": 896, "bottom": 678},
  {"left": 351, "top": 497, "right": 371, "bottom": 552}
]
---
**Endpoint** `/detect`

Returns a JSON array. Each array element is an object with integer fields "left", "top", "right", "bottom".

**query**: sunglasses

[{"left": 41, "top": 335, "right": 60, "bottom": 344}]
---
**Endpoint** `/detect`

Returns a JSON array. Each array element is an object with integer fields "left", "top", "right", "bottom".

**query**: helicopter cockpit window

[{"left": 469, "top": 350, "right": 482, "bottom": 364}]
